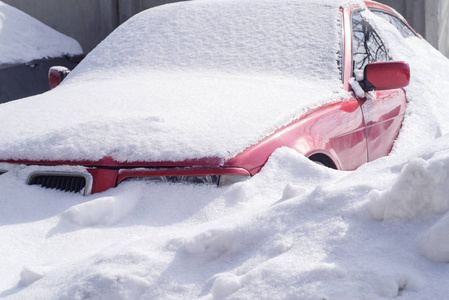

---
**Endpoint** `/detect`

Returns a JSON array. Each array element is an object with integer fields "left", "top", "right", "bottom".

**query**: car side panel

[
  {"left": 224, "top": 98, "right": 367, "bottom": 173},
  {"left": 361, "top": 89, "right": 407, "bottom": 161}
]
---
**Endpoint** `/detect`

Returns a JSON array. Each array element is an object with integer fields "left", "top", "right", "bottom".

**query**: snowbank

[
  {"left": 0, "top": 2, "right": 82, "bottom": 65},
  {"left": 3, "top": 144, "right": 449, "bottom": 299},
  {"left": 367, "top": 156, "right": 449, "bottom": 220}
]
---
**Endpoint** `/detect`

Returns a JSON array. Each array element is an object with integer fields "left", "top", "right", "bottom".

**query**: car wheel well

[{"left": 308, "top": 153, "right": 337, "bottom": 169}]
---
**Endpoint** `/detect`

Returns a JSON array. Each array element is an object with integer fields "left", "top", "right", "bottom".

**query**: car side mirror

[
  {"left": 48, "top": 66, "right": 71, "bottom": 89},
  {"left": 360, "top": 61, "right": 410, "bottom": 92}
]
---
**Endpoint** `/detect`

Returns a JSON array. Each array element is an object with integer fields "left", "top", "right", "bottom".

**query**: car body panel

[
  {"left": 361, "top": 89, "right": 407, "bottom": 161},
  {"left": 224, "top": 98, "right": 368, "bottom": 173}
]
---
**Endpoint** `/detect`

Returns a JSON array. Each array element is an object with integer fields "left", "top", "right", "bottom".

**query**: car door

[{"left": 351, "top": 9, "right": 407, "bottom": 162}]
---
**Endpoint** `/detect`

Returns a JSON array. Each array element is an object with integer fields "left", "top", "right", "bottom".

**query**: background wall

[
  {"left": 441, "top": 0, "right": 449, "bottom": 56},
  {"left": 2, "top": 0, "right": 448, "bottom": 57},
  {"left": 380, "top": 0, "right": 449, "bottom": 57}
]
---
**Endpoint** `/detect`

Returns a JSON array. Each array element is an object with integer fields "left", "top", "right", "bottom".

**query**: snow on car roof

[
  {"left": 0, "top": 0, "right": 360, "bottom": 163},
  {"left": 0, "top": 2, "right": 83, "bottom": 65}
]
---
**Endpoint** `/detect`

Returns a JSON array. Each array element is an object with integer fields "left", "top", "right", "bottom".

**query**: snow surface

[
  {"left": 0, "top": 1, "right": 82, "bottom": 65},
  {"left": 2, "top": 0, "right": 449, "bottom": 299},
  {"left": 0, "top": 0, "right": 352, "bottom": 163},
  {"left": 0, "top": 74, "right": 348, "bottom": 162},
  {"left": 3, "top": 141, "right": 449, "bottom": 299}
]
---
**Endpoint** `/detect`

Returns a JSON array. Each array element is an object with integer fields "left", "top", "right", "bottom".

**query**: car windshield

[{"left": 70, "top": 0, "right": 346, "bottom": 83}]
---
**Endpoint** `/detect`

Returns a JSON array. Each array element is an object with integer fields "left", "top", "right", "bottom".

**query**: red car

[{"left": 0, "top": 0, "right": 413, "bottom": 195}]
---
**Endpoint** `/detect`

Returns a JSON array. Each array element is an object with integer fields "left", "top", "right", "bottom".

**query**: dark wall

[{"left": 2, "top": 0, "right": 444, "bottom": 55}]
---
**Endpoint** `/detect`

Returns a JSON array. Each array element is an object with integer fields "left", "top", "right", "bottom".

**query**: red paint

[
  {"left": 86, "top": 168, "right": 119, "bottom": 193},
  {"left": 48, "top": 67, "right": 70, "bottom": 89},
  {"left": 365, "top": 62, "right": 410, "bottom": 90},
  {"left": 224, "top": 98, "right": 368, "bottom": 173}
]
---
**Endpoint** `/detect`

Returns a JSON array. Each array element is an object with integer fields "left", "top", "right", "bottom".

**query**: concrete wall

[
  {"left": 378, "top": 0, "right": 449, "bottom": 56},
  {"left": 440, "top": 0, "right": 449, "bottom": 57},
  {"left": 3, "top": 0, "right": 448, "bottom": 57}
]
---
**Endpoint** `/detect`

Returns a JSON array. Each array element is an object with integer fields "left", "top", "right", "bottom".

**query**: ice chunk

[
  {"left": 211, "top": 273, "right": 242, "bottom": 299},
  {"left": 367, "top": 158, "right": 449, "bottom": 220},
  {"left": 349, "top": 77, "right": 365, "bottom": 98},
  {"left": 63, "top": 193, "right": 138, "bottom": 226},
  {"left": 18, "top": 266, "right": 49, "bottom": 287},
  {"left": 185, "top": 229, "right": 235, "bottom": 257},
  {"left": 421, "top": 212, "right": 449, "bottom": 262}
]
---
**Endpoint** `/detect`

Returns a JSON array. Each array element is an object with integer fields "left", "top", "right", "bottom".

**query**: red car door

[
  {"left": 351, "top": 9, "right": 407, "bottom": 162},
  {"left": 361, "top": 89, "right": 407, "bottom": 161}
]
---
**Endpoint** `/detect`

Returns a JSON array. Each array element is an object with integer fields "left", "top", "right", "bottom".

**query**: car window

[
  {"left": 371, "top": 10, "right": 416, "bottom": 38},
  {"left": 352, "top": 10, "right": 389, "bottom": 73}
]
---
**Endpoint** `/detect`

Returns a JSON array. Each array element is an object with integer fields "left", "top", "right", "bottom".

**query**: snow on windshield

[
  {"left": 0, "top": 2, "right": 83, "bottom": 65},
  {"left": 70, "top": 0, "right": 353, "bottom": 81}
]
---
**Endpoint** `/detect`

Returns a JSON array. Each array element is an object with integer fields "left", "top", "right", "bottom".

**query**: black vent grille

[{"left": 28, "top": 174, "right": 87, "bottom": 194}]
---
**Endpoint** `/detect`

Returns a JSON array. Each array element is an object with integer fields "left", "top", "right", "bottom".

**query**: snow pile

[
  {"left": 0, "top": 2, "right": 82, "bottom": 65},
  {"left": 364, "top": 136, "right": 449, "bottom": 263},
  {"left": 421, "top": 213, "right": 449, "bottom": 262},
  {"left": 63, "top": 191, "right": 141, "bottom": 227},
  {"left": 368, "top": 156, "right": 449, "bottom": 220},
  {"left": 4, "top": 145, "right": 449, "bottom": 299},
  {"left": 18, "top": 266, "right": 51, "bottom": 288}
]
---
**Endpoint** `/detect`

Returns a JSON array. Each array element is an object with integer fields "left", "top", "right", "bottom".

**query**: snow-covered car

[
  {"left": 0, "top": 2, "right": 83, "bottom": 103},
  {"left": 0, "top": 0, "right": 430, "bottom": 195}
]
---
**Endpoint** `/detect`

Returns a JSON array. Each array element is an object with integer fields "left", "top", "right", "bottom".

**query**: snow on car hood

[
  {"left": 0, "top": 2, "right": 83, "bottom": 65},
  {"left": 0, "top": 0, "right": 358, "bottom": 163},
  {"left": 0, "top": 72, "right": 349, "bottom": 163}
]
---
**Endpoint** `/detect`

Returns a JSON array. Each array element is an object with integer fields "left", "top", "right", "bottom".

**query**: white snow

[
  {"left": 0, "top": 0, "right": 352, "bottom": 163},
  {"left": 2, "top": 0, "right": 449, "bottom": 299},
  {"left": 69, "top": 0, "right": 352, "bottom": 80},
  {"left": 0, "top": 2, "right": 83, "bottom": 65},
  {"left": 4, "top": 143, "right": 449, "bottom": 299},
  {"left": 0, "top": 74, "right": 348, "bottom": 162}
]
